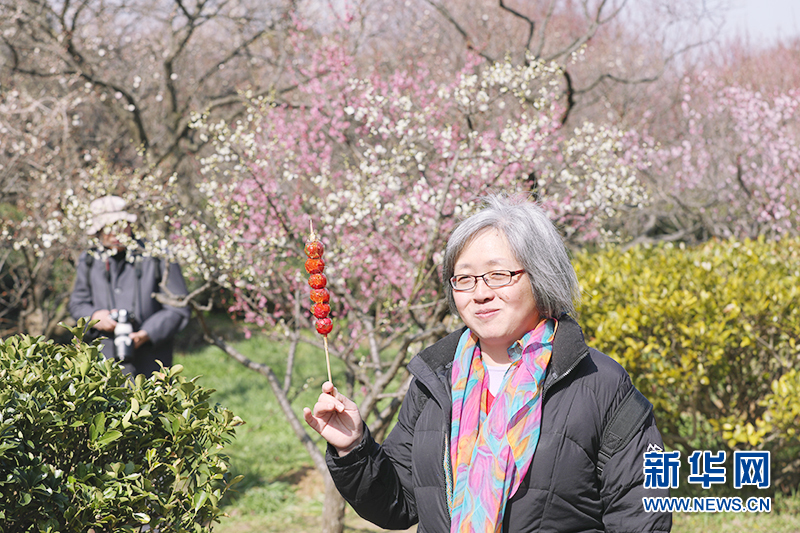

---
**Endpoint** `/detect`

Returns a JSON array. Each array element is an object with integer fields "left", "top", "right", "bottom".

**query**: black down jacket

[{"left": 327, "top": 316, "right": 672, "bottom": 532}]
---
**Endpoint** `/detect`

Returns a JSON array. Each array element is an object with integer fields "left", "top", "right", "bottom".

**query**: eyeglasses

[{"left": 449, "top": 269, "right": 526, "bottom": 292}]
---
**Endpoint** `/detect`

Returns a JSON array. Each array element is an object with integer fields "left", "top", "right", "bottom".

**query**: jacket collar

[
  {"left": 543, "top": 314, "right": 590, "bottom": 394},
  {"left": 408, "top": 327, "right": 465, "bottom": 410}
]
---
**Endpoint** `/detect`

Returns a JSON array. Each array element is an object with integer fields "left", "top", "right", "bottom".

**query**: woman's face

[{"left": 452, "top": 228, "right": 540, "bottom": 361}]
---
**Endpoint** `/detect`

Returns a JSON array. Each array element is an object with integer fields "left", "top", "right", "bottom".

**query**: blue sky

[{"left": 725, "top": 0, "right": 800, "bottom": 45}]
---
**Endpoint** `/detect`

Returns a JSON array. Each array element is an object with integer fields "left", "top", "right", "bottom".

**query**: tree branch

[
  {"left": 422, "top": 0, "right": 495, "bottom": 62},
  {"left": 498, "top": 0, "right": 535, "bottom": 56}
]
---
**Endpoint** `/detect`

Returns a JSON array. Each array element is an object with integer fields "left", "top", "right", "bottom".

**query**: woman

[{"left": 304, "top": 195, "right": 671, "bottom": 532}]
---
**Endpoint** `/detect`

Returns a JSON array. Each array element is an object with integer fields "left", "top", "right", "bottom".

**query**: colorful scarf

[{"left": 448, "top": 318, "right": 556, "bottom": 533}]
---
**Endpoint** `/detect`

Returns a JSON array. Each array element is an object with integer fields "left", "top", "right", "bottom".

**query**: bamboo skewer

[{"left": 324, "top": 335, "right": 332, "bottom": 385}]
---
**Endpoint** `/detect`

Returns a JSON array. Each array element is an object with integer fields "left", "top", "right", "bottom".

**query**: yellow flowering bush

[{"left": 575, "top": 238, "right": 800, "bottom": 491}]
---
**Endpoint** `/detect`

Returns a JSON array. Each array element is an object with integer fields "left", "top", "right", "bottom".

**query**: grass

[
  {"left": 174, "top": 325, "right": 800, "bottom": 533},
  {"left": 175, "top": 335, "right": 324, "bottom": 532}
]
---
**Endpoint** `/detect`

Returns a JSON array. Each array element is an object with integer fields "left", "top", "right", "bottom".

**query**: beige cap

[{"left": 86, "top": 195, "right": 137, "bottom": 235}]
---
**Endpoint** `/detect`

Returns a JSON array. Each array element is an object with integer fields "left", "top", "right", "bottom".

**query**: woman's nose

[{"left": 472, "top": 277, "right": 495, "bottom": 301}]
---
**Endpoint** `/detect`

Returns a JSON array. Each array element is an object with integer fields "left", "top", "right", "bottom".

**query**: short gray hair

[{"left": 442, "top": 194, "right": 580, "bottom": 318}]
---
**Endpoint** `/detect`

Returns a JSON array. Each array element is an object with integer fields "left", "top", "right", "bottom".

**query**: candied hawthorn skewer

[{"left": 306, "top": 222, "right": 333, "bottom": 384}]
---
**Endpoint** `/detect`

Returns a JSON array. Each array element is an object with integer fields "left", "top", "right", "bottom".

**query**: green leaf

[
  {"left": 192, "top": 490, "right": 208, "bottom": 511},
  {"left": 96, "top": 430, "right": 122, "bottom": 448}
]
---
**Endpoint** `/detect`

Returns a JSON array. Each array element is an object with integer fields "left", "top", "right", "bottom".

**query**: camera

[{"left": 110, "top": 309, "right": 136, "bottom": 361}]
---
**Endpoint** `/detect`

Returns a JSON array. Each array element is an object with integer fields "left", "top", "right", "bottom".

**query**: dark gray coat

[
  {"left": 68, "top": 249, "right": 191, "bottom": 377},
  {"left": 327, "top": 316, "right": 672, "bottom": 532}
]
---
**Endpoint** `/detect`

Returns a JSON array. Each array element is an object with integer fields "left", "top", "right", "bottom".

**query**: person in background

[
  {"left": 69, "top": 195, "right": 191, "bottom": 377},
  {"left": 304, "top": 194, "right": 671, "bottom": 532}
]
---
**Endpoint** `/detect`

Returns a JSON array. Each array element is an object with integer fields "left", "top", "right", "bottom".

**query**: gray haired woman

[{"left": 304, "top": 194, "right": 671, "bottom": 533}]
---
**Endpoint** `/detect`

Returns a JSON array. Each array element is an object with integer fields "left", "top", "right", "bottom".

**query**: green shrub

[
  {"left": 575, "top": 238, "right": 800, "bottom": 492},
  {"left": 0, "top": 319, "right": 243, "bottom": 532}
]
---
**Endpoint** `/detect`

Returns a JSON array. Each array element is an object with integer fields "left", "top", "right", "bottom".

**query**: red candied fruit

[
  {"left": 308, "top": 273, "right": 327, "bottom": 289},
  {"left": 315, "top": 317, "right": 333, "bottom": 335},
  {"left": 305, "top": 258, "right": 325, "bottom": 274},
  {"left": 310, "top": 288, "right": 330, "bottom": 303},
  {"left": 311, "top": 303, "right": 331, "bottom": 319},
  {"left": 304, "top": 240, "right": 324, "bottom": 259}
]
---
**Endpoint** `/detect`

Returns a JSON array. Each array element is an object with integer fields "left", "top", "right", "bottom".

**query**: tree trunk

[
  {"left": 321, "top": 469, "right": 347, "bottom": 533},
  {"left": 21, "top": 305, "right": 44, "bottom": 336}
]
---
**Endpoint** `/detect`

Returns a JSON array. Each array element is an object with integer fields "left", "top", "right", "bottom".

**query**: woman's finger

[
  {"left": 313, "top": 395, "right": 345, "bottom": 416},
  {"left": 302, "top": 407, "right": 321, "bottom": 432}
]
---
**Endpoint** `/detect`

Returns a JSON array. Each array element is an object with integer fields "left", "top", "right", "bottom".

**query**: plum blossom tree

[
  {"left": 0, "top": 0, "right": 718, "bottom": 338},
  {"left": 0, "top": 0, "right": 294, "bottom": 335},
  {"left": 632, "top": 72, "right": 800, "bottom": 243},
  {"left": 397, "top": 0, "right": 725, "bottom": 125},
  {"left": 0, "top": 0, "right": 290, "bottom": 171},
  {"left": 0, "top": 87, "right": 85, "bottom": 336}
]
